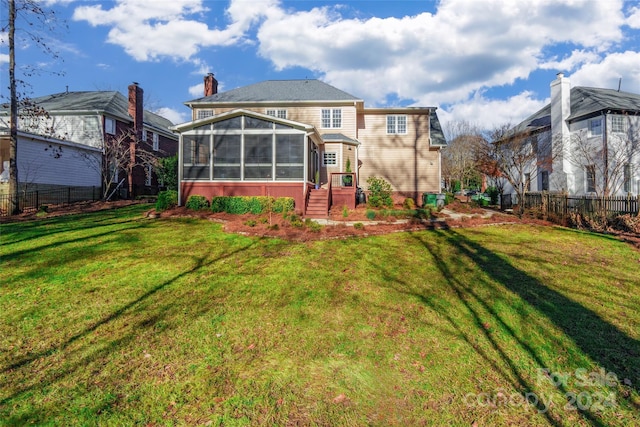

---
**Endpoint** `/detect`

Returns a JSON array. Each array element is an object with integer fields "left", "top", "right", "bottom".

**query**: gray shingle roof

[
  {"left": 513, "top": 86, "right": 640, "bottom": 134},
  {"left": 1, "top": 91, "right": 175, "bottom": 133},
  {"left": 322, "top": 133, "right": 360, "bottom": 145},
  {"left": 188, "top": 80, "right": 362, "bottom": 104}
]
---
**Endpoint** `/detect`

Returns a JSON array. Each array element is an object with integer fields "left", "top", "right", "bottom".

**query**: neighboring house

[
  {"left": 509, "top": 73, "right": 640, "bottom": 197},
  {"left": 0, "top": 129, "right": 101, "bottom": 192},
  {"left": 172, "top": 74, "right": 446, "bottom": 215},
  {"left": 0, "top": 83, "right": 178, "bottom": 197}
]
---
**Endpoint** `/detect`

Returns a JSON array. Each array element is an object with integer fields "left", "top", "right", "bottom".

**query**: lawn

[{"left": 1, "top": 204, "right": 639, "bottom": 426}]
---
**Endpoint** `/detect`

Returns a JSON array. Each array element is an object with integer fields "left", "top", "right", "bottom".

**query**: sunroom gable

[{"left": 171, "top": 108, "right": 315, "bottom": 134}]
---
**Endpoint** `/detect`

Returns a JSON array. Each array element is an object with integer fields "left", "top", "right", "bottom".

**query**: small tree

[
  {"left": 155, "top": 154, "right": 178, "bottom": 191},
  {"left": 478, "top": 124, "right": 556, "bottom": 216},
  {"left": 367, "top": 176, "right": 393, "bottom": 208},
  {"left": 79, "top": 129, "right": 160, "bottom": 200},
  {"left": 442, "top": 121, "right": 484, "bottom": 192}
]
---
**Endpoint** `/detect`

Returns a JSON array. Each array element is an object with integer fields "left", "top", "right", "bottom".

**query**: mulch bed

[{"left": 2, "top": 200, "right": 638, "bottom": 250}]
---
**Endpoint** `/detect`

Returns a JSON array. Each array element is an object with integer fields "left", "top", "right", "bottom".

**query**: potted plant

[
  {"left": 342, "top": 159, "right": 353, "bottom": 187},
  {"left": 315, "top": 170, "right": 320, "bottom": 189}
]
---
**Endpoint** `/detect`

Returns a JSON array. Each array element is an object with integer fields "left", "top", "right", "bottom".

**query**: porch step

[{"left": 306, "top": 189, "right": 329, "bottom": 218}]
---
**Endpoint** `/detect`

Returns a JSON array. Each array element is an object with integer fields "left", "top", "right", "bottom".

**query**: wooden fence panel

[{"left": 517, "top": 192, "right": 639, "bottom": 221}]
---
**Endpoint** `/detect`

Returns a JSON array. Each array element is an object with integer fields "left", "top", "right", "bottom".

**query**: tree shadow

[
  {"left": 407, "top": 228, "right": 639, "bottom": 424},
  {"left": 363, "top": 227, "right": 638, "bottom": 425},
  {"left": 0, "top": 236, "right": 263, "bottom": 409}
]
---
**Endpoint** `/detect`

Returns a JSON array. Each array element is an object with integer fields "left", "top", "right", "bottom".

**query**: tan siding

[
  {"left": 358, "top": 113, "right": 440, "bottom": 196},
  {"left": 195, "top": 104, "right": 358, "bottom": 139}
]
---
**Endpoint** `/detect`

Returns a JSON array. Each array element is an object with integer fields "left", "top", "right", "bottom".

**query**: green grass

[{"left": 1, "top": 205, "right": 639, "bottom": 426}]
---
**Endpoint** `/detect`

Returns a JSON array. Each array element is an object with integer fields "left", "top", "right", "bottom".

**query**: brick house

[
  {"left": 171, "top": 74, "right": 446, "bottom": 216},
  {"left": 0, "top": 83, "right": 178, "bottom": 197}
]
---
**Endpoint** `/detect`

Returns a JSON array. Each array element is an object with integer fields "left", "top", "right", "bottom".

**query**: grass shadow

[{"left": 409, "top": 228, "right": 638, "bottom": 424}]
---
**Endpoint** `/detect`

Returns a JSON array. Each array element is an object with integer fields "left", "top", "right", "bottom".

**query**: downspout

[{"left": 603, "top": 111, "right": 609, "bottom": 196}]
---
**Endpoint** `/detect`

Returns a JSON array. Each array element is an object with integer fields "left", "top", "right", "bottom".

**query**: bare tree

[
  {"left": 80, "top": 129, "right": 161, "bottom": 200},
  {"left": 441, "top": 121, "right": 484, "bottom": 192},
  {"left": 566, "top": 116, "right": 640, "bottom": 197},
  {"left": 2, "top": 0, "right": 65, "bottom": 213},
  {"left": 478, "top": 124, "right": 555, "bottom": 216}
]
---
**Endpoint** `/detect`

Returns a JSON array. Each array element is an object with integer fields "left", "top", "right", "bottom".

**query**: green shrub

[
  {"left": 342, "top": 206, "right": 349, "bottom": 218},
  {"left": 155, "top": 155, "right": 178, "bottom": 191},
  {"left": 273, "top": 197, "right": 295, "bottom": 213},
  {"left": 485, "top": 187, "right": 500, "bottom": 205},
  {"left": 244, "top": 219, "right": 257, "bottom": 227},
  {"left": 366, "top": 176, "right": 393, "bottom": 208},
  {"left": 306, "top": 219, "right": 323, "bottom": 233},
  {"left": 365, "top": 210, "right": 376, "bottom": 220},
  {"left": 185, "top": 195, "right": 210, "bottom": 210},
  {"left": 445, "top": 192, "right": 455, "bottom": 205},
  {"left": 402, "top": 198, "right": 415, "bottom": 210},
  {"left": 353, "top": 222, "right": 364, "bottom": 230},
  {"left": 210, "top": 196, "right": 293, "bottom": 214},
  {"left": 156, "top": 190, "right": 178, "bottom": 211},
  {"left": 288, "top": 214, "right": 304, "bottom": 228}
]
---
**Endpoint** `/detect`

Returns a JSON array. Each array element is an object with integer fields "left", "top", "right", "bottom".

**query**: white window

[
  {"left": 323, "top": 152, "right": 337, "bottom": 166},
  {"left": 152, "top": 133, "right": 159, "bottom": 151},
  {"left": 387, "top": 115, "right": 407, "bottom": 134},
  {"left": 321, "top": 108, "right": 341, "bottom": 128},
  {"left": 197, "top": 109, "right": 214, "bottom": 120},
  {"left": 612, "top": 116, "right": 626, "bottom": 133},
  {"left": 589, "top": 119, "right": 602, "bottom": 136},
  {"left": 105, "top": 117, "right": 116, "bottom": 135},
  {"left": 266, "top": 109, "right": 287, "bottom": 119},
  {"left": 145, "top": 164, "right": 152, "bottom": 186},
  {"left": 142, "top": 129, "right": 147, "bottom": 141}
]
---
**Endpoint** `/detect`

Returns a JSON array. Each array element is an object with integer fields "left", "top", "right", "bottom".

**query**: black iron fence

[{"left": 0, "top": 186, "right": 101, "bottom": 217}]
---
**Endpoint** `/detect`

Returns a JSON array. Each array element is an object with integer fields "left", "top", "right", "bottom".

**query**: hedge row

[
  {"left": 156, "top": 192, "right": 295, "bottom": 214},
  {"left": 209, "top": 195, "right": 295, "bottom": 214}
]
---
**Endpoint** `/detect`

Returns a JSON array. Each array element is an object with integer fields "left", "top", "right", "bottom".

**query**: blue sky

[{"left": 2, "top": 0, "right": 640, "bottom": 133}]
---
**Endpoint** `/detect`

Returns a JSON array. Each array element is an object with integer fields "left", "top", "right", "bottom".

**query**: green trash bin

[{"left": 423, "top": 193, "right": 437, "bottom": 207}]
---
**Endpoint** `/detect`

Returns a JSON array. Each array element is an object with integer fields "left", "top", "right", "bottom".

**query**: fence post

[{"left": 67, "top": 187, "right": 71, "bottom": 205}]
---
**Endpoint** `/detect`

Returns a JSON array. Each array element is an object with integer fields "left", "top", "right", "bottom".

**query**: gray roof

[
  {"left": 322, "top": 133, "right": 360, "bottom": 145},
  {"left": 513, "top": 86, "right": 640, "bottom": 134},
  {"left": 430, "top": 110, "right": 447, "bottom": 146},
  {"left": 1, "top": 91, "right": 175, "bottom": 135},
  {"left": 188, "top": 79, "right": 362, "bottom": 104}
]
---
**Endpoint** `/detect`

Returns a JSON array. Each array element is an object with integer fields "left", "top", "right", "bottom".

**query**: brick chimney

[
  {"left": 204, "top": 73, "right": 218, "bottom": 97},
  {"left": 128, "top": 82, "right": 144, "bottom": 139}
]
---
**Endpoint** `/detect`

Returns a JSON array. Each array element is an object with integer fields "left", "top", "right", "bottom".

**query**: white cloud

[
  {"left": 627, "top": 6, "right": 640, "bottom": 28},
  {"left": 154, "top": 107, "right": 189, "bottom": 125},
  {"left": 539, "top": 49, "right": 601, "bottom": 72},
  {"left": 72, "top": 0, "right": 278, "bottom": 63},
  {"left": 255, "top": 0, "right": 626, "bottom": 106},
  {"left": 189, "top": 83, "right": 204, "bottom": 98},
  {"left": 570, "top": 51, "right": 640, "bottom": 92},
  {"left": 0, "top": 53, "right": 8, "bottom": 65},
  {"left": 439, "top": 91, "right": 548, "bottom": 132}
]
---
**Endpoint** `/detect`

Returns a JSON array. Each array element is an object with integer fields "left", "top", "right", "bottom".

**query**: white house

[
  {"left": 0, "top": 130, "right": 102, "bottom": 192},
  {"left": 509, "top": 73, "right": 640, "bottom": 197}
]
